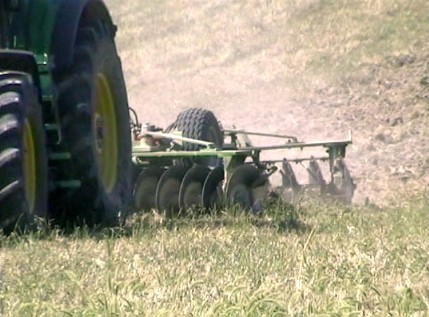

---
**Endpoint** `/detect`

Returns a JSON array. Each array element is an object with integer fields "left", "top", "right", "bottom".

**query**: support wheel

[
  {"left": 0, "top": 72, "right": 48, "bottom": 233},
  {"left": 54, "top": 21, "right": 131, "bottom": 226},
  {"left": 170, "top": 108, "right": 223, "bottom": 167}
]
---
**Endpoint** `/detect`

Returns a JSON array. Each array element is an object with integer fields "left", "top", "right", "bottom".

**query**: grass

[
  {"left": 107, "top": 0, "right": 429, "bottom": 97},
  {"left": 1, "top": 196, "right": 429, "bottom": 316},
  {"left": 2, "top": 0, "right": 429, "bottom": 316}
]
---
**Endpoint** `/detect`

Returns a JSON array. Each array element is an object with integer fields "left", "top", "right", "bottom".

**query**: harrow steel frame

[{"left": 130, "top": 112, "right": 356, "bottom": 213}]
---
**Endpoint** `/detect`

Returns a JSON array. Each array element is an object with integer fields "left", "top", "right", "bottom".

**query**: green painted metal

[
  {"left": 10, "top": 0, "right": 59, "bottom": 62},
  {"left": 132, "top": 148, "right": 252, "bottom": 158},
  {"left": 13, "top": 0, "right": 60, "bottom": 102},
  {"left": 7, "top": 0, "right": 111, "bottom": 101},
  {"left": 1, "top": 0, "right": 104, "bottom": 190},
  {"left": 0, "top": 1, "right": 60, "bottom": 109},
  {"left": 131, "top": 128, "right": 353, "bottom": 194},
  {"left": 132, "top": 139, "right": 351, "bottom": 160}
]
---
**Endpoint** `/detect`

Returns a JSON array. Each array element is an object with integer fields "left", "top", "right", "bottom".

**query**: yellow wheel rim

[
  {"left": 23, "top": 119, "right": 37, "bottom": 213},
  {"left": 94, "top": 73, "right": 118, "bottom": 193}
]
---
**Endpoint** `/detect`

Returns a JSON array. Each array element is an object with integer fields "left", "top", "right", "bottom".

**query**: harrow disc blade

[
  {"left": 156, "top": 165, "right": 188, "bottom": 215},
  {"left": 202, "top": 166, "right": 224, "bottom": 210},
  {"left": 133, "top": 167, "right": 164, "bottom": 211},
  {"left": 179, "top": 165, "right": 210, "bottom": 211},
  {"left": 226, "top": 164, "right": 266, "bottom": 210}
]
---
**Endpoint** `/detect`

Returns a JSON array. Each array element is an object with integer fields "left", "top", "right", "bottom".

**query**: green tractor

[{"left": 0, "top": 0, "right": 132, "bottom": 233}]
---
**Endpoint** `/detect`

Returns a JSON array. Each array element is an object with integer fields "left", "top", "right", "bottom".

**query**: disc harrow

[{"left": 130, "top": 108, "right": 356, "bottom": 214}]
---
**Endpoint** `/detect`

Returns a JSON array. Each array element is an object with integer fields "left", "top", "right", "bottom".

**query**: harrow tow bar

[
  {"left": 143, "top": 131, "right": 217, "bottom": 149},
  {"left": 223, "top": 129, "right": 299, "bottom": 143}
]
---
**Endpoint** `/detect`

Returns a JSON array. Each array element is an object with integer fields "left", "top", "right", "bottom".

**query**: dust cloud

[{"left": 106, "top": 0, "right": 429, "bottom": 205}]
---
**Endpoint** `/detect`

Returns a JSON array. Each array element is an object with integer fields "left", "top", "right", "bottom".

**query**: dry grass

[
  {"left": 106, "top": 0, "right": 429, "bottom": 100},
  {"left": 2, "top": 1, "right": 429, "bottom": 316},
  {"left": 1, "top": 197, "right": 429, "bottom": 316}
]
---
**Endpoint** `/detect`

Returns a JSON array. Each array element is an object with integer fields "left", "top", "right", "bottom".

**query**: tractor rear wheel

[
  {"left": 54, "top": 21, "right": 131, "bottom": 226},
  {"left": 171, "top": 108, "right": 223, "bottom": 167},
  {"left": 0, "top": 73, "right": 48, "bottom": 233}
]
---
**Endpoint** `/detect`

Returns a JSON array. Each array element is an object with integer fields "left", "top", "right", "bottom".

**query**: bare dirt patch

[{"left": 106, "top": 0, "right": 429, "bottom": 205}]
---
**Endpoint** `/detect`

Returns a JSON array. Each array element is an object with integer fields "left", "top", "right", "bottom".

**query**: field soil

[{"left": 106, "top": 0, "right": 429, "bottom": 205}]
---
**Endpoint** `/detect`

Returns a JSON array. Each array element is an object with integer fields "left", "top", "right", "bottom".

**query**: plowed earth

[{"left": 106, "top": 0, "right": 429, "bottom": 205}]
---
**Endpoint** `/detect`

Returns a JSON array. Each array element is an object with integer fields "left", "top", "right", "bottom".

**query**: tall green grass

[{"left": 1, "top": 196, "right": 428, "bottom": 316}]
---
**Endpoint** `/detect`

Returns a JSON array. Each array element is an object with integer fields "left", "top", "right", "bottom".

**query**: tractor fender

[
  {"left": 51, "top": 0, "right": 116, "bottom": 71},
  {"left": 0, "top": 50, "right": 40, "bottom": 91}
]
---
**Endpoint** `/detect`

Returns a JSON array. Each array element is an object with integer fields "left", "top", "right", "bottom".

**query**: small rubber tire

[
  {"left": 0, "top": 72, "right": 48, "bottom": 234},
  {"left": 171, "top": 108, "right": 223, "bottom": 167},
  {"left": 53, "top": 21, "right": 131, "bottom": 226}
]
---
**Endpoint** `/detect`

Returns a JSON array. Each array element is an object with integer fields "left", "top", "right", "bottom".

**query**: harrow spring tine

[{"left": 179, "top": 165, "right": 210, "bottom": 211}]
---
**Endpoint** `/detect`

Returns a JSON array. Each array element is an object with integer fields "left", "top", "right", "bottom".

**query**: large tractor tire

[
  {"left": 54, "top": 21, "right": 131, "bottom": 226},
  {"left": 0, "top": 72, "right": 48, "bottom": 233},
  {"left": 171, "top": 108, "right": 223, "bottom": 167}
]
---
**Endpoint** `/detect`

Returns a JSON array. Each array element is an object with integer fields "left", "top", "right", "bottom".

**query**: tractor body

[
  {"left": 0, "top": 0, "right": 132, "bottom": 232},
  {"left": 1, "top": 0, "right": 115, "bottom": 86}
]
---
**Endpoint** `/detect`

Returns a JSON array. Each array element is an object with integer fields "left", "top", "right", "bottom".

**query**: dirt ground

[{"left": 106, "top": 0, "right": 429, "bottom": 205}]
